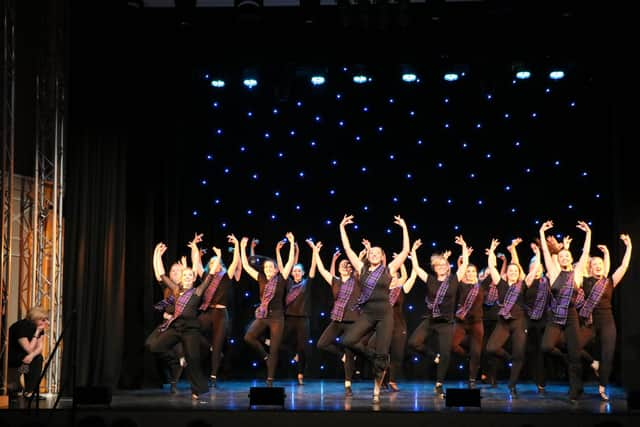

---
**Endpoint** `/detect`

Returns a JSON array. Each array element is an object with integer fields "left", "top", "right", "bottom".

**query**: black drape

[{"left": 61, "top": 134, "right": 127, "bottom": 388}]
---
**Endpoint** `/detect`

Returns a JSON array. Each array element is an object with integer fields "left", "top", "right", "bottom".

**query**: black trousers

[
  {"left": 451, "top": 320, "right": 483, "bottom": 381},
  {"left": 526, "top": 317, "right": 548, "bottom": 387},
  {"left": 283, "top": 316, "right": 310, "bottom": 375},
  {"left": 486, "top": 316, "right": 527, "bottom": 388},
  {"left": 408, "top": 317, "right": 455, "bottom": 383},
  {"left": 342, "top": 309, "right": 394, "bottom": 376},
  {"left": 317, "top": 320, "right": 356, "bottom": 381},
  {"left": 541, "top": 308, "right": 583, "bottom": 397},
  {"left": 581, "top": 310, "right": 616, "bottom": 387},
  {"left": 481, "top": 317, "right": 498, "bottom": 381},
  {"left": 244, "top": 316, "right": 285, "bottom": 380},
  {"left": 367, "top": 310, "right": 407, "bottom": 383},
  {"left": 198, "top": 307, "right": 229, "bottom": 378},
  {"left": 9, "top": 354, "right": 44, "bottom": 395},
  {"left": 145, "top": 326, "right": 185, "bottom": 384},
  {"left": 146, "top": 320, "right": 208, "bottom": 395}
]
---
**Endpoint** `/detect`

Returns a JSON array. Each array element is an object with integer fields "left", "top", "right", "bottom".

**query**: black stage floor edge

[{"left": 2, "top": 380, "right": 639, "bottom": 427}]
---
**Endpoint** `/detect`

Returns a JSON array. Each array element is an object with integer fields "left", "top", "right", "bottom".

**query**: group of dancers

[{"left": 144, "top": 215, "right": 632, "bottom": 403}]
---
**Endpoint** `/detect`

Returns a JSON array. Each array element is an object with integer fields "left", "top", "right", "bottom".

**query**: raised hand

[
  {"left": 251, "top": 238, "right": 259, "bottom": 249},
  {"left": 227, "top": 234, "right": 239, "bottom": 245},
  {"left": 489, "top": 238, "right": 500, "bottom": 252},
  {"left": 496, "top": 252, "right": 506, "bottom": 260},
  {"left": 597, "top": 244, "right": 609, "bottom": 254},
  {"left": 540, "top": 220, "right": 554, "bottom": 233},
  {"left": 276, "top": 240, "right": 285, "bottom": 250},
  {"left": 531, "top": 242, "right": 540, "bottom": 254},
  {"left": 620, "top": 234, "right": 632, "bottom": 247},
  {"left": 305, "top": 238, "right": 315, "bottom": 249},
  {"left": 316, "top": 241, "right": 324, "bottom": 251},
  {"left": 576, "top": 220, "right": 591, "bottom": 233},
  {"left": 332, "top": 249, "right": 341, "bottom": 260},
  {"left": 188, "top": 232, "right": 204, "bottom": 248},
  {"left": 454, "top": 235, "right": 467, "bottom": 247},
  {"left": 362, "top": 239, "right": 372, "bottom": 251},
  {"left": 340, "top": 214, "right": 354, "bottom": 227},
  {"left": 507, "top": 237, "right": 522, "bottom": 251},
  {"left": 179, "top": 256, "right": 187, "bottom": 268},
  {"left": 563, "top": 235, "right": 573, "bottom": 250},
  {"left": 393, "top": 215, "right": 407, "bottom": 228},
  {"left": 240, "top": 237, "right": 249, "bottom": 248},
  {"left": 286, "top": 232, "right": 295, "bottom": 243},
  {"left": 412, "top": 239, "right": 423, "bottom": 252},
  {"left": 442, "top": 250, "right": 452, "bottom": 260}
]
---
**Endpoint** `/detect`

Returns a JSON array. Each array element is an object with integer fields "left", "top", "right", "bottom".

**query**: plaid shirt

[
  {"left": 389, "top": 286, "right": 402, "bottom": 306},
  {"left": 356, "top": 264, "right": 386, "bottom": 308},
  {"left": 456, "top": 282, "right": 480, "bottom": 320},
  {"left": 160, "top": 288, "right": 196, "bottom": 332},
  {"left": 527, "top": 277, "right": 550, "bottom": 320},
  {"left": 285, "top": 278, "right": 307, "bottom": 306},
  {"left": 255, "top": 275, "right": 279, "bottom": 319},
  {"left": 485, "top": 283, "right": 499, "bottom": 306},
  {"left": 199, "top": 271, "right": 225, "bottom": 310},
  {"left": 578, "top": 277, "right": 609, "bottom": 324},
  {"left": 499, "top": 280, "right": 523, "bottom": 319},
  {"left": 331, "top": 276, "right": 356, "bottom": 321},
  {"left": 550, "top": 271, "right": 574, "bottom": 325},
  {"left": 429, "top": 274, "right": 452, "bottom": 318}
]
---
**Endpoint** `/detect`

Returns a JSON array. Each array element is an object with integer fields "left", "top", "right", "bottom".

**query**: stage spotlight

[
  {"left": 243, "top": 78, "right": 258, "bottom": 89},
  {"left": 443, "top": 73, "right": 459, "bottom": 82},
  {"left": 210, "top": 80, "right": 225, "bottom": 88},
  {"left": 549, "top": 70, "right": 565, "bottom": 80},
  {"left": 353, "top": 75, "right": 370, "bottom": 84},
  {"left": 402, "top": 73, "right": 417, "bottom": 83},
  {"left": 311, "top": 76, "right": 326, "bottom": 86},
  {"left": 516, "top": 70, "right": 532, "bottom": 79}
]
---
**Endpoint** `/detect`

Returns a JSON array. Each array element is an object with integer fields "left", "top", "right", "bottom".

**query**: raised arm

[
  {"left": 250, "top": 238, "right": 259, "bottom": 257},
  {"left": 573, "top": 221, "right": 592, "bottom": 288},
  {"left": 275, "top": 240, "right": 285, "bottom": 275},
  {"left": 525, "top": 243, "right": 541, "bottom": 287},
  {"left": 487, "top": 239, "right": 502, "bottom": 285},
  {"left": 305, "top": 239, "right": 317, "bottom": 279},
  {"left": 280, "top": 232, "right": 296, "bottom": 279},
  {"left": 240, "top": 237, "right": 260, "bottom": 281},
  {"left": 339, "top": 215, "right": 364, "bottom": 272},
  {"left": 196, "top": 247, "right": 220, "bottom": 296},
  {"left": 390, "top": 260, "right": 408, "bottom": 289},
  {"left": 226, "top": 234, "right": 240, "bottom": 280},
  {"left": 455, "top": 235, "right": 469, "bottom": 282},
  {"left": 314, "top": 242, "right": 334, "bottom": 285},
  {"left": 410, "top": 239, "right": 429, "bottom": 282},
  {"left": 596, "top": 244, "right": 611, "bottom": 278},
  {"left": 507, "top": 237, "right": 526, "bottom": 281},
  {"left": 539, "top": 221, "right": 560, "bottom": 283},
  {"left": 388, "top": 215, "right": 410, "bottom": 275},
  {"left": 612, "top": 234, "right": 632, "bottom": 287},
  {"left": 403, "top": 267, "right": 418, "bottom": 293},
  {"left": 153, "top": 243, "right": 164, "bottom": 282},
  {"left": 329, "top": 249, "right": 340, "bottom": 277},
  {"left": 156, "top": 243, "right": 180, "bottom": 294},
  {"left": 294, "top": 242, "right": 300, "bottom": 266},
  {"left": 497, "top": 252, "right": 508, "bottom": 280},
  {"left": 189, "top": 233, "right": 205, "bottom": 278}
]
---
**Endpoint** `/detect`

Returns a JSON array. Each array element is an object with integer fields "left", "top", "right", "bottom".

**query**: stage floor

[{"left": 2, "top": 380, "right": 638, "bottom": 427}]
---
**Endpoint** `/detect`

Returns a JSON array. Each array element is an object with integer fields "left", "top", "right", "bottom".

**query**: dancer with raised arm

[
  {"left": 241, "top": 233, "right": 296, "bottom": 386},
  {"left": 338, "top": 214, "right": 410, "bottom": 403}
]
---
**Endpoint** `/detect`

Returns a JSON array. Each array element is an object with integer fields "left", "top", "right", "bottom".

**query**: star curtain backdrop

[{"left": 174, "top": 61, "right": 616, "bottom": 380}]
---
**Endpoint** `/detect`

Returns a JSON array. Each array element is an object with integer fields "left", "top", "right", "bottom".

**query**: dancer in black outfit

[
  {"left": 196, "top": 234, "right": 240, "bottom": 387},
  {"left": 314, "top": 242, "right": 361, "bottom": 396},
  {"left": 241, "top": 233, "right": 296, "bottom": 386},
  {"left": 146, "top": 243, "right": 218, "bottom": 399},
  {"left": 406, "top": 235, "right": 469, "bottom": 398},
  {"left": 339, "top": 214, "right": 410, "bottom": 403},
  {"left": 539, "top": 220, "right": 592, "bottom": 402},
  {"left": 451, "top": 246, "right": 486, "bottom": 389},
  {"left": 579, "top": 234, "right": 632, "bottom": 401},
  {"left": 279, "top": 239, "right": 317, "bottom": 385},
  {"left": 485, "top": 239, "right": 540, "bottom": 397}
]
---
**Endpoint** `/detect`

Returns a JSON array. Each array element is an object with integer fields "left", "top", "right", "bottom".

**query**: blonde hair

[{"left": 27, "top": 306, "right": 48, "bottom": 322}]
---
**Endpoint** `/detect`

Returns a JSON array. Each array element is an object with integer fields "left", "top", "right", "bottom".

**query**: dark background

[{"left": 10, "top": 0, "right": 640, "bottom": 392}]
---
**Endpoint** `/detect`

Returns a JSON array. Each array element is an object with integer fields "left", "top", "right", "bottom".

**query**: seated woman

[{"left": 8, "top": 306, "right": 49, "bottom": 399}]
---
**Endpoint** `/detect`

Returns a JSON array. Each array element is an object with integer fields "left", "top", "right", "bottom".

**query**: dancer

[
  {"left": 241, "top": 233, "right": 296, "bottom": 386},
  {"left": 197, "top": 234, "right": 240, "bottom": 387},
  {"left": 147, "top": 242, "right": 219, "bottom": 399},
  {"left": 579, "top": 234, "right": 632, "bottom": 401},
  {"left": 539, "top": 220, "right": 591, "bottom": 402},
  {"left": 314, "top": 242, "right": 361, "bottom": 396},
  {"left": 485, "top": 239, "right": 540, "bottom": 397},
  {"left": 279, "top": 239, "right": 317, "bottom": 385},
  {"left": 451, "top": 245, "right": 486, "bottom": 389},
  {"left": 338, "top": 214, "right": 410, "bottom": 403},
  {"left": 406, "top": 235, "right": 469, "bottom": 398}
]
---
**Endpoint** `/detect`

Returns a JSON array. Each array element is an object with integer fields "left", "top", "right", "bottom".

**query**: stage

[{"left": 1, "top": 380, "right": 638, "bottom": 427}]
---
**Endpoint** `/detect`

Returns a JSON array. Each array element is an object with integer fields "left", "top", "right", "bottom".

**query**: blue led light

[{"left": 243, "top": 78, "right": 258, "bottom": 88}]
